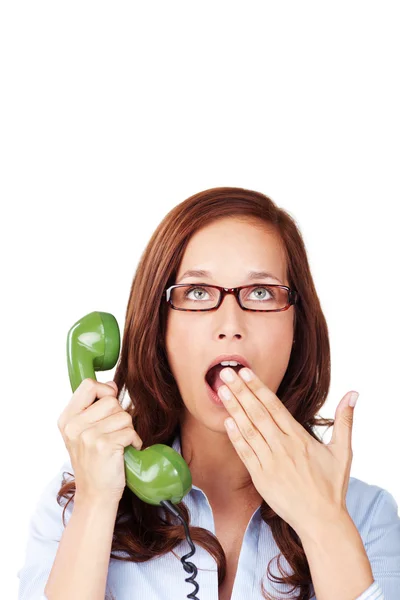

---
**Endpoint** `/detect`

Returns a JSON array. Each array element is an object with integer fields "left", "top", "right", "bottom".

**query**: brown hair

[{"left": 57, "top": 187, "right": 334, "bottom": 600}]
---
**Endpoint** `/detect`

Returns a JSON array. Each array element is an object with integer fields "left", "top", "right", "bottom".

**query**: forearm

[
  {"left": 44, "top": 495, "right": 119, "bottom": 600},
  {"left": 298, "top": 511, "right": 374, "bottom": 600}
]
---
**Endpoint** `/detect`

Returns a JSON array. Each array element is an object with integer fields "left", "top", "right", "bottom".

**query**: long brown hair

[{"left": 57, "top": 187, "right": 334, "bottom": 599}]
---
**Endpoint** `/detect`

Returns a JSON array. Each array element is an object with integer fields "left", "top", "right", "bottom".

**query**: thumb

[{"left": 330, "top": 391, "right": 358, "bottom": 449}]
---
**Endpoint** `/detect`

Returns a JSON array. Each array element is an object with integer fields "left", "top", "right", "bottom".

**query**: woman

[{"left": 18, "top": 187, "right": 398, "bottom": 599}]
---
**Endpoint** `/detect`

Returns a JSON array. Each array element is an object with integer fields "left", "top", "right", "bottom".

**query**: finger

[
  {"left": 59, "top": 378, "right": 118, "bottom": 428},
  {"left": 224, "top": 417, "right": 263, "bottom": 473},
  {"left": 93, "top": 410, "right": 133, "bottom": 435},
  {"left": 66, "top": 409, "right": 133, "bottom": 443},
  {"left": 218, "top": 383, "right": 274, "bottom": 455},
  {"left": 219, "top": 367, "right": 290, "bottom": 452},
  {"left": 82, "top": 395, "right": 122, "bottom": 425},
  {"left": 329, "top": 391, "right": 357, "bottom": 452},
  {"left": 237, "top": 367, "right": 310, "bottom": 439},
  {"left": 106, "top": 380, "right": 118, "bottom": 393},
  {"left": 105, "top": 426, "right": 142, "bottom": 450}
]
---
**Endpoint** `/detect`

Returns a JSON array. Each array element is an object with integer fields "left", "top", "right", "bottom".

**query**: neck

[{"left": 178, "top": 419, "right": 263, "bottom": 510}]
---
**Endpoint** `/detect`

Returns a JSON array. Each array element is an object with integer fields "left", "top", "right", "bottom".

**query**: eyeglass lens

[{"left": 170, "top": 284, "right": 289, "bottom": 311}]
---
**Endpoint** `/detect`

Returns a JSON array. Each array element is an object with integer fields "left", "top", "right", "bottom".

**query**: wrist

[
  {"left": 295, "top": 506, "right": 352, "bottom": 545},
  {"left": 296, "top": 509, "right": 374, "bottom": 600},
  {"left": 74, "top": 491, "right": 121, "bottom": 511}
]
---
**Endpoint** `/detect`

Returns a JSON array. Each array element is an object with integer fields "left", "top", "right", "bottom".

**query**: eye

[
  {"left": 246, "top": 286, "right": 275, "bottom": 300},
  {"left": 184, "top": 285, "right": 212, "bottom": 300}
]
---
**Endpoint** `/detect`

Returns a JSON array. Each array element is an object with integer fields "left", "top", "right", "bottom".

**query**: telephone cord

[{"left": 160, "top": 500, "right": 200, "bottom": 599}]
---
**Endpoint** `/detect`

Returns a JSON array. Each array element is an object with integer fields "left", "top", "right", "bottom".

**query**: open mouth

[{"left": 205, "top": 363, "right": 244, "bottom": 393}]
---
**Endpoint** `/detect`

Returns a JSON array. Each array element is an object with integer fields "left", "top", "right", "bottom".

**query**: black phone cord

[{"left": 160, "top": 500, "right": 200, "bottom": 599}]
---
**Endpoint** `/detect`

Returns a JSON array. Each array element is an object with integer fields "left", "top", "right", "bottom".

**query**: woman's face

[{"left": 165, "top": 216, "right": 296, "bottom": 432}]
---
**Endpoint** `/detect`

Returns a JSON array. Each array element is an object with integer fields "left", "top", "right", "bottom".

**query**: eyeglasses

[{"left": 163, "top": 283, "right": 298, "bottom": 312}]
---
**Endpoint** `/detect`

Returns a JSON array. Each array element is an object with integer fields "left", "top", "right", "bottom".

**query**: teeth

[
  {"left": 219, "top": 360, "right": 243, "bottom": 367},
  {"left": 206, "top": 360, "right": 245, "bottom": 376}
]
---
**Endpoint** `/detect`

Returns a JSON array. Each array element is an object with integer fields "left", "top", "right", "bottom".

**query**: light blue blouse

[{"left": 18, "top": 433, "right": 399, "bottom": 599}]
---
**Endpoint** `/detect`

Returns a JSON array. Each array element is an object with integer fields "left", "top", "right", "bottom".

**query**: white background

[{"left": 2, "top": 2, "right": 399, "bottom": 598}]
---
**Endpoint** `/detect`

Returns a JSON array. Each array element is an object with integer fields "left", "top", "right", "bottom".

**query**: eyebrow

[{"left": 176, "top": 269, "right": 283, "bottom": 285}]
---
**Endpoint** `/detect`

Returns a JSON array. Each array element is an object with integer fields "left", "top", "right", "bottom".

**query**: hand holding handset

[{"left": 65, "top": 311, "right": 192, "bottom": 506}]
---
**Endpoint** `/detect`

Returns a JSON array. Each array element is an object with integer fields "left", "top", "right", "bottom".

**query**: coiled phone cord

[{"left": 160, "top": 500, "right": 200, "bottom": 599}]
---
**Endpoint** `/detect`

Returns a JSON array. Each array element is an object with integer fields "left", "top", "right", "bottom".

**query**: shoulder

[
  {"left": 346, "top": 477, "right": 400, "bottom": 594},
  {"left": 346, "top": 476, "right": 400, "bottom": 541},
  {"left": 17, "top": 457, "right": 77, "bottom": 595},
  {"left": 32, "top": 457, "right": 75, "bottom": 536},
  {"left": 40, "top": 457, "right": 75, "bottom": 500}
]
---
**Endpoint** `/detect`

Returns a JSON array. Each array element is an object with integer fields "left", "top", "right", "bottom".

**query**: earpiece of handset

[{"left": 66, "top": 311, "right": 192, "bottom": 505}]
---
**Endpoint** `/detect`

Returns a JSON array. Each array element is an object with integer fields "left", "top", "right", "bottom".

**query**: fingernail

[
  {"left": 221, "top": 368, "right": 235, "bottom": 382},
  {"left": 349, "top": 392, "right": 359, "bottom": 408},
  {"left": 240, "top": 368, "right": 253, "bottom": 381},
  {"left": 220, "top": 386, "right": 232, "bottom": 400}
]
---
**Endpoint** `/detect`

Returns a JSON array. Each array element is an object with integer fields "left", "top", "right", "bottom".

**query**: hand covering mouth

[{"left": 205, "top": 363, "right": 244, "bottom": 393}]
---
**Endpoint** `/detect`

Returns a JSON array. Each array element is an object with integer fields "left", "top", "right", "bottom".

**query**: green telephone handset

[{"left": 66, "top": 311, "right": 192, "bottom": 506}]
